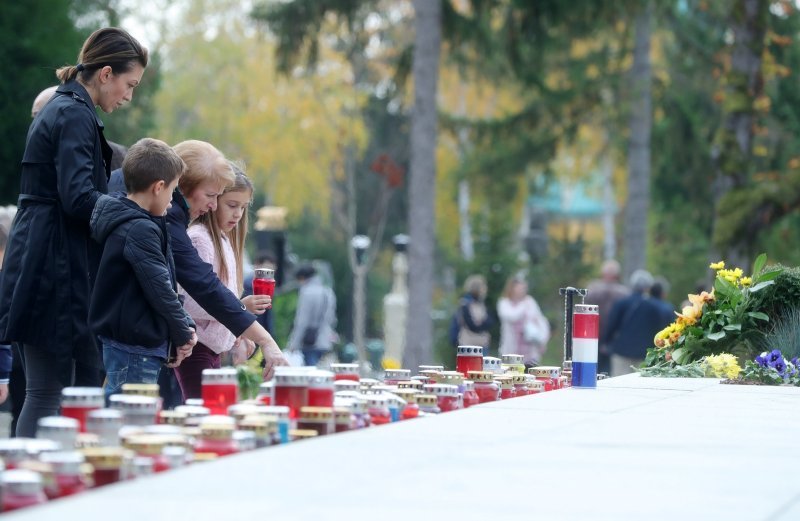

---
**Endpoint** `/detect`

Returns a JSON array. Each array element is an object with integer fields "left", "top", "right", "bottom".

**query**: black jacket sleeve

[
  {"left": 460, "top": 300, "right": 493, "bottom": 332},
  {"left": 166, "top": 208, "right": 255, "bottom": 336},
  {"left": 124, "top": 221, "right": 195, "bottom": 346},
  {"left": 53, "top": 104, "right": 102, "bottom": 220}
]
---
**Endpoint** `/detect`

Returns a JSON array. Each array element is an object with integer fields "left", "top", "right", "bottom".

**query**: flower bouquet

[{"left": 643, "top": 253, "right": 782, "bottom": 367}]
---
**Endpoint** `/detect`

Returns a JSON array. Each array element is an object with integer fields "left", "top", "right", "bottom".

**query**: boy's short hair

[{"left": 123, "top": 138, "right": 186, "bottom": 194}]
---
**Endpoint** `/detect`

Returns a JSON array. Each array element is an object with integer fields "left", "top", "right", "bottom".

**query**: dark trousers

[
  {"left": 16, "top": 344, "right": 74, "bottom": 437},
  {"left": 9, "top": 343, "right": 25, "bottom": 437},
  {"left": 173, "top": 342, "right": 221, "bottom": 400}
]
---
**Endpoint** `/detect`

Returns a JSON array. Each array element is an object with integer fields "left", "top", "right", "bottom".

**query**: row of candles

[{"left": 0, "top": 349, "right": 568, "bottom": 512}]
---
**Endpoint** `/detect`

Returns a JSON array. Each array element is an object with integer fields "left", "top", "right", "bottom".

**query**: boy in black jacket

[{"left": 89, "top": 138, "right": 197, "bottom": 400}]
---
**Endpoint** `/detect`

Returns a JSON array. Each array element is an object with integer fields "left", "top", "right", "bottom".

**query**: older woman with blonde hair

[{"left": 167, "top": 140, "right": 288, "bottom": 386}]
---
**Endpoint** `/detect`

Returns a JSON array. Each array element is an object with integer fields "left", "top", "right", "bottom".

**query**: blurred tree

[
  {"left": 0, "top": 0, "right": 86, "bottom": 203},
  {"left": 622, "top": 1, "right": 653, "bottom": 281}
]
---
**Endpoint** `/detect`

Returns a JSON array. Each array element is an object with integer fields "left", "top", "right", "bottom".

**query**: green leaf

[
  {"left": 714, "top": 276, "right": 735, "bottom": 297},
  {"left": 756, "top": 270, "right": 782, "bottom": 283},
  {"left": 747, "top": 311, "right": 770, "bottom": 321},
  {"left": 672, "top": 347, "right": 687, "bottom": 364},
  {"left": 748, "top": 280, "right": 775, "bottom": 293},
  {"left": 752, "top": 253, "right": 766, "bottom": 279},
  {"left": 707, "top": 331, "right": 727, "bottom": 341},
  {"left": 723, "top": 323, "right": 742, "bottom": 331}
]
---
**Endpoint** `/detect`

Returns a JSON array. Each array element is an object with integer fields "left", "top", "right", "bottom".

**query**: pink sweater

[{"left": 178, "top": 225, "right": 238, "bottom": 354}]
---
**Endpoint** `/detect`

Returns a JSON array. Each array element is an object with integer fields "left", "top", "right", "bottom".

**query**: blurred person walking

[
  {"left": 0, "top": 28, "right": 148, "bottom": 436},
  {"left": 450, "top": 275, "right": 493, "bottom": 353},
  {"left": 287, "top": 264, "right": 337, "bottom": 367},
  {"left": 585, "top": 259, "right": 630, "bottom": 375},
  {"left": 602, "top": 270, "right": 668, "bottom": 376},
  {"left": 497, "top": 276, "right": 550, "bottom": 364}
]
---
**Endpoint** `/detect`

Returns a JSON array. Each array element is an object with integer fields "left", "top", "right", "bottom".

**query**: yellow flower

[
  {"left": 709, "top": 261, "right": 725, "bottom": 270},
  {"left": 704, "top": 353, "right": 742, "bottom": 379},
  {"left": 688, "top": 290, "right": 715, "bottom": 308},
  {"left": 676, "top": 304, "right": 702, "bottom": 325},
  {"left": 740, "top": 276, "right": 752, "bottom": 287},
  {"left": 382, "top": 357, "right": 401, "bottom": 370}
]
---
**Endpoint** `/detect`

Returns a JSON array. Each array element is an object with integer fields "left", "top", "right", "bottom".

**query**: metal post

[{"left": 559, "top": 287, "right": 587, "bottom": 364}]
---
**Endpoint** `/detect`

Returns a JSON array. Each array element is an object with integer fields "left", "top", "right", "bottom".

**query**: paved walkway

[{"left": 9, "top": 374, "right": 800, "bottom": 520}]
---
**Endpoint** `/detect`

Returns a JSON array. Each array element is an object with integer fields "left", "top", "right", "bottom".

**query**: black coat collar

[{"left": 56, "top": 80, "right": 105, "bottom": 130}]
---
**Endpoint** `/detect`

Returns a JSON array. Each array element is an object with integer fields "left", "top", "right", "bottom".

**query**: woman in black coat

[{"left": 0, "top": 28, "right": 148, "bottom": 436}]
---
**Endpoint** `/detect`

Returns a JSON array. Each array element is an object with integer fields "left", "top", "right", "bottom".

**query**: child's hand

[
  {"left": 242, "top": 295, "right": 272, "bottom": 315},
  {"left": 0, "top": 383, "right": 8, "bottom": 405},
  {"left": 166, "top": 331, "right": 197, "bottom": 368}
]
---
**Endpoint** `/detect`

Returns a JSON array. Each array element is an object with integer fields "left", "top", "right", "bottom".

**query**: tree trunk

[
  {"left": 710, "top": 0, "right": 767, "bottom": 269},
  {"left": 403, "top": 0, "right": 441, "bottom": 371},
  {"left": 622, "top": 2, "right": 653, "bottom": 283}
]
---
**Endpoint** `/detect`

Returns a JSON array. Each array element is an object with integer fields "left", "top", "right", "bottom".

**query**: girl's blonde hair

[
  {"left": 195, "top": 161, "right": 253, "bottom": 294},
  {"left": 172, "top": 140, "right": 235, "bottom": 199},
  {"left": 501, "top": 275, "right": 527, "bottom": 300}
]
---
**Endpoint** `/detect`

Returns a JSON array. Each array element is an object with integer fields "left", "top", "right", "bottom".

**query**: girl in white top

[
  {"left": 175, "top": 164, "right": 268, "bottom": 399},
  {"left": 497, "top": 276, "right": 550, "bottom": 364}
]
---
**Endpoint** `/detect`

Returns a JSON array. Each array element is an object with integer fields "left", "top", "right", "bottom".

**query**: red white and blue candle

[{"left": 571, "top": 304, "right": 599, "bottom": 388}]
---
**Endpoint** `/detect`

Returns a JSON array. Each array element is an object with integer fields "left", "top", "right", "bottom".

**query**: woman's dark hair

[{"left": 56, "top": 27, "right": 148, "bottom": 84}]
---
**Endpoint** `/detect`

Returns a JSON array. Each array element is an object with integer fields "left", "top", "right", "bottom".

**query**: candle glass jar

[
  {"left": 109, "top": 395, "right": 160, "bottom": 426},
  {"left": 195, "top": 422, "right": 238, "bottom": 457},
  {"left": 367, "top": 396, "right": 391, "bottom": 425},
  {"left": 239, "top": 415, "right": 278, "bottom": 448},
  {"left": 173, "top": 405, "right": 210, "bottom": 427},
  {"left": 256, "top": 406, "right": 291, "bottom": 443},
  {"left": 257, "top": 381, "right": 273, "bottom": 405},
  {"left": 252, "top": 267, "right": 276, "bottom": 297},
  {"left": 417, "top": 370, "right": 440, "bottom": 385},
  {"left": 1, "top": 470, "right": 47, "bottom": 512},
  {"left": 233, "top": 430, "right": 257, "bottom": 452},
  {"left": 334, "top": 407, "right": 353, "bottom": 432},
  {"left": 462, "top": 381, "right": 480, "bottom": 408},
  {"left": 528, "top": 366, "right": 561, "bottom": 392},
  {"left": 0, "top": 439, "right": 33, "bottom": 470},
  {"left": 37, "top": 416, "right": 79, "bottom": 449},
  {"left": 383, "top": 369, "right": 412, "bottom": 385},
  {"left": 86, "top": 409, "right": 123, "bottom": 447},
  {"left": 416, "top": 394, "right": 440, "bottom": 415},
  {"left": 467, "top": 371, "right": 500, "bottom": 403},
  {"left": 512, "top": 374, "right": 530, "bottom": 397},
  {"left": 201, "top": 368, "right": 239, "bottom": 416},
  {"left": 123, "top": 435, "right": 171, "bottom": 473},
  {"left": 289, "top": 429, "right": 318, "bottom": 442},
  {"left": 39, "top": 451, "right": 88, "bottom": 499},
  {"left": 495, "top": 376, "right": 516, "bottom": 400},
  {"left": 272, "top": 371, "right": 310, "bottom": 420},
  {"left": 424, "top": 384, "right": 460, "bottom": 412},
  {"left": 418, "top": 365, "right": 444, "bottom": 372},
  {"left": 330, "top": 363, "right": 360, "bottom": 382},
  {"left": 60, "top": 387, "right": 104, "bottom": 433},
  {"left": 307, "top": 370, "right": 335, "bottom": 408},
  {"left": 397, "top": 380, "right": 424, "bottom": 392},
  {"left": 482, "top": 356, "right": 503, "bottom": 374},
  {"left": 297, "top": 406, "right": 334, "bottom": 436},
  {"left": 501, "top": 354, "right": 526, "bottom": 375},
  {"left": 456, "top": 345, "right": 484, "bottom": 376},
  {"left": 393, "top": 390, "right": 420, "bottom": 420},
  {"left": 333, "top": 380, "right": 360, "bottom": 394}
]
